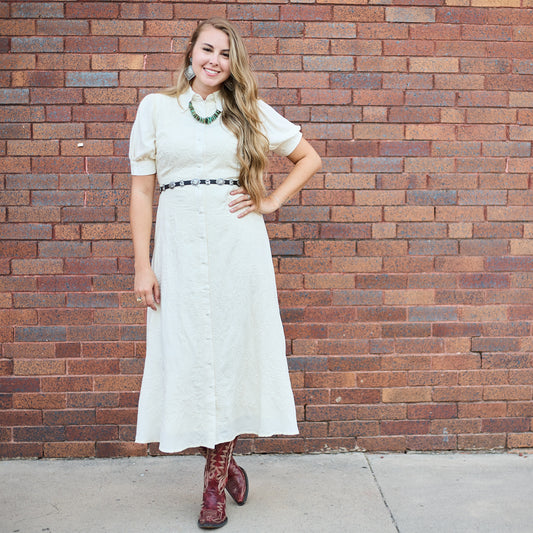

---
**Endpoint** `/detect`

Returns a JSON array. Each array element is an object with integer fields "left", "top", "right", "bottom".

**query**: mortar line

[{"left": 364, "top": 454, "right": 401, "bottom": 533}]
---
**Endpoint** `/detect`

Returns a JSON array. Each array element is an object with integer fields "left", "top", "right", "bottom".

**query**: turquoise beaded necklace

[{"left": 188, "top": 101, "right": 221, "bottom": 125}]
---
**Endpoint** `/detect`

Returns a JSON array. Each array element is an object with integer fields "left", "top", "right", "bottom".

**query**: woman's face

[{"left": 190, "top": 26, "right": 231, "bottom": 98}]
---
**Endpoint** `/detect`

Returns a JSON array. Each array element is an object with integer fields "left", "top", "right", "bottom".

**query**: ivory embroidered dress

[{"left": 129, "top": 88, "right": 301, "bottom": 453}]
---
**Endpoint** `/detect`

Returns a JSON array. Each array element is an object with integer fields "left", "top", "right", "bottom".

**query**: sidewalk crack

[{"left": 365, "top": 454, "right": 400, "bottom": 533}]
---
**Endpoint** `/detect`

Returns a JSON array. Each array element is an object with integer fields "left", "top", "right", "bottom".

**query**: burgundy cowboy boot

[
  {"left": 226, "top": 457, "right": 249, "bottom": 506},
  {"left": 200, "top": 439, "right": 249, "bottom": 506},
  {"left": 198, "top": 440, "right": 235, "bottom": 529}
]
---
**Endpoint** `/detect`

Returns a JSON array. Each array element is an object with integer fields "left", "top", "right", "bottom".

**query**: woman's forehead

[{"left": 197, "top": 26, "right": 230, "bottom": 49}]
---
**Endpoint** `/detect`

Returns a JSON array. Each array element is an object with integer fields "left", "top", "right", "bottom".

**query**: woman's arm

[
  {"left": 130, "top": 173, "right": 160, "bottom": 310},
  {"left": 229, "top": 138, "right": 322, "bottom": 217}
]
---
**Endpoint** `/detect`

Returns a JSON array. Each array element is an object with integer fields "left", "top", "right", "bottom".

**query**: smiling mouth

[{"left": 204, "top": 67, "right": 220, "bottom": 76}]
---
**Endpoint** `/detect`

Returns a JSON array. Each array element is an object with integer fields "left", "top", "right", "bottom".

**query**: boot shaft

[{"left": 203, "top": 440, "right": 236, "bottom": 492}]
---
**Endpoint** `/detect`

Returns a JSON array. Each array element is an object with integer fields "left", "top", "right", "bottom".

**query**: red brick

[
  {"left": 43, "top": 408, "right": 96, "bottom": 426},
  {"left": 64, "top": 36, "right": 117, "bottom": 53},
  {"left": 333, "top": 6, "right": 384, "bottom": 22},
  {"left": 95, "top": 408, "right": 137, "bottom": 425},
  {"left": 7, "top": 206, "right": 61, "bottom": 223},
  {"left": 172, "top": 2, "right": 226, "bottom": 19},
  {"left": 65, "top": 2, "right": 118, "bottom": 18},
  {"left": 0, "top": 53, "right": 35, "bottom": 71},
  {"left": 65, "top": 425, "right": 118, "bottom": 441},
  {"left": 279, "top": 4, "right": 330, "bottom": 21},
  {"left": 0, "top": 20, "right": 35, "bottom": 36},
  {"left": 0, "top": 407, "right": 42, "bottom": 426},
  {"left": 357, "top": 436, "right": 407, "bottom": 452},
  {"left": 41, "top": 376, "right": 92, "bottom": 393},
  {"left": 381, "top": 420, "right": 430, "bottom": 436},
  {"left": 0, "top": 157, "right": 31, "bottom": 172},
  {"left": 43, "top": 442, "right": 95, "bottom": 458},
  {"left": 96, "top": 442, "right": 147, "bottom": 458},
  {"left": 12, "top": 259, "right": 63, "bottom": 275},
  {"left": 507, "top": 433, "right": 533, "bottom": 449},
  {"left": 14, "top": 425, "right": 65, "bottom": 442},
  {"left": 359, "top": 240, "right": 408, "bottom": 257},
  {"left": 34, "top": 54, "right": 89, "bottom": 71},
  {"left": 12, "top": 70, "right": 65, "bottom": 88},
  {"left": 254, "top": 437, "right": 306, "bottom": 454},
  {"left": 0, "top": 443, "right": 43, "bottom": 458}
]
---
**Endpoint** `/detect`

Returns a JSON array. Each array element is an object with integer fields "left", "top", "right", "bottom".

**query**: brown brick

[
  {"left": 44, "top": 442, "right": 95, "bottom": 458},
  {"left": 92, "top": 20, "right": 144, "bottom": 36},
  {"left": 357, "top": 436, "right": 407, "bottom": 452},
  {"left": 0, "top": 443, "right": 43, "bottom": 458},
  {"left": 383, "top": 387, "right": 432, "bottom": 403},
  {"left": 508, "top": 433, "right": 533, "bottom": 448},
  {"left": 254, "top": 437, "right": 306, "bottom": 454},
  {"left": 12, "top": 259, "right": 63, "bottom": 275},
  {"left": 95, "top": 408, "right": 138, "bottom": 425},
  {"left": 41, "top": 376, "right": 92, "bottom": 393},
  {"left": 84, "top": 88, "right": 136, "bottom": 105},
  {"left": 408, "top": 403, "right": 458, "bottom": 420},
  {"left": 65, "top": 425, "right": 118, "bottom": 441},
  {"left": 382, "top": 420, "right": 430, "bottom": 436},
  {"left": 96, "top": 442, "right": 147, "bottom": 458},
  {"left": 399, "top": 36, "right": 440, "bottom": 53}
]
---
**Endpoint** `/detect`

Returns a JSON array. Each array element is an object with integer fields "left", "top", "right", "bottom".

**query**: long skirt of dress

[{"left": 135, "top": 184, "right": 299, "bottom": 453}]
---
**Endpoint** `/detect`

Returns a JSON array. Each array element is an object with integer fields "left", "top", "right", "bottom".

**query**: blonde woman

[{"left": 129, "top": 18, "right": 321, "bottom": 529}]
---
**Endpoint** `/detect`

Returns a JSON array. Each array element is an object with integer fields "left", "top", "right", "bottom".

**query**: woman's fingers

[
  {"left": 236, "top": 202, "right": 256, "bottom": 218},
  {"left": 136, "top": 290, "right": 158, "bottom": 311},
  {"left": 153, "top": 281, "right": 161, "bottom": 305},
  {"left": 135, "top": 278, "right": 160, "bottom": 311},
  {"left": 229, "top": 190, "right": 254, "bottom": 213},
  {"left": 144, "top": 291, "right": 158, "bottom": 311}
]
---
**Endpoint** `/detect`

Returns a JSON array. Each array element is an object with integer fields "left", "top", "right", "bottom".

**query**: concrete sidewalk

[{"left": 2, "top": 452, "right": 532, "bottom": 533}]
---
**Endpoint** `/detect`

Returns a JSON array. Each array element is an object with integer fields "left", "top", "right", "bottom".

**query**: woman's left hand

[{"left": 229, "top": 188, "right": 281, "bottom": 218}]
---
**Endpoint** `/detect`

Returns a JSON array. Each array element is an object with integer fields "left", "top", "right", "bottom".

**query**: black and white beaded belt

[{"left": 159, "top": 178, "right": 241, "bottom": 192}]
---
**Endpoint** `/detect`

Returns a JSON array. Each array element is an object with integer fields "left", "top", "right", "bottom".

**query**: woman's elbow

[
  {"left": 311, "top": 151, "right": 322, "bottom": 174},
  {"left": 315, "top": 152, "right": 322, "bottom": 173}
]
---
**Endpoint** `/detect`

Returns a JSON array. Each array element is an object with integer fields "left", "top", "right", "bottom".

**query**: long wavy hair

[{"left": 161, "top": 18, "right": 269, "bottom": 205}]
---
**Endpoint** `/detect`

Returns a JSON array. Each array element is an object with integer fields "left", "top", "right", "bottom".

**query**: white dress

[{"left": 129, "top": 87, "right": 301, "bottom": 453}]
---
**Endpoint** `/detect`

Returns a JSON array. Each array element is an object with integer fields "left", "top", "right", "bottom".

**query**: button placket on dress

[{"left": 194, "top": 95, "right": 218, "bottom": 438}]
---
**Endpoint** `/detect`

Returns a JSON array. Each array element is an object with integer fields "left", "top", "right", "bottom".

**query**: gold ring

[{"left": 136, "top": 297, "right": 143, "bottom": 303}]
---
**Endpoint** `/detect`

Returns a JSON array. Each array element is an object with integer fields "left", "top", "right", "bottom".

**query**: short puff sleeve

[
  {"left": 258, "top": 100, "right": 302, "bottom": 157},
  {"left": 129, "top": 94, "right": 157, "bottom": 175}
]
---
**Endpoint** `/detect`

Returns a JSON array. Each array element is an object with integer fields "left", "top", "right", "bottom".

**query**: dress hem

[{"left": 135, "top": 430, "right": 300, "bottom": 454}]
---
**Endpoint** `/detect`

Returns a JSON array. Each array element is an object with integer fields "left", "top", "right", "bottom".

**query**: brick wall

[{"left": 1, "top": 1, "right": 532, "bottom": 458}]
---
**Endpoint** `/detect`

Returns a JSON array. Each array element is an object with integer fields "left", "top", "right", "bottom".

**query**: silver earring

[{"left": 184, "top": 59, "right": 195, "bottom": 81}]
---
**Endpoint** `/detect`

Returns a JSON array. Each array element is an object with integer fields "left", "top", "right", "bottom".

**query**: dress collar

[{"left": 178, "top": 86, "right": 223, "bottom": 112}]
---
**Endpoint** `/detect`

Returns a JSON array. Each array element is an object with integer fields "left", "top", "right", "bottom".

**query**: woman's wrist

[{"left": 134, "top": 261, "right": 152, "bottom": 272}]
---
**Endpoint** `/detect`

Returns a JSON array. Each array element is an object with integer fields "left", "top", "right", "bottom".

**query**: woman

[{"left": 129, "top": 18, "right": 321, "bottom": 529}]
